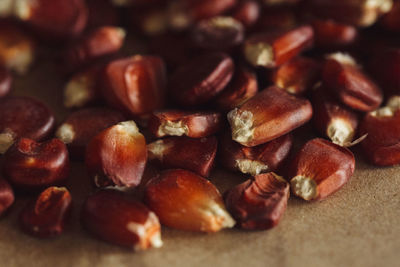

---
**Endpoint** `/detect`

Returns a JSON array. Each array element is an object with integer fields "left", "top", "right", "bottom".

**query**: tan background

[{"left": 0, "top": 49, "right": 399, "bottom": 267}]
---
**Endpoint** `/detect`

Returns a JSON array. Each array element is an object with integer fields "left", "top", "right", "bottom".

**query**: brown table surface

[{"left": 1, "top": 49, "right": 399, "bottom": 267}]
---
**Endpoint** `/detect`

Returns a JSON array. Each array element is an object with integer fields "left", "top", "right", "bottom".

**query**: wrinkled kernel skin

[
  {"left": 85, "top": 123, "right": 147, "bottom": 188},
  {"left": 148, "top": 136, "right": 217, "bottom": 177},
  {"left": 81, "top": 189, "right": 161, "bottom": 248},
  {"left": 23, "top": 0, "right": 88, "bottom": 39},
  {"left": 312, "top": 88, "right": 358, "bottom": 142},
  {"left": 169, "top": 53, "right": 234, "bottom": 107},
  {"left": 102, "top": 56, "right": 166, "bottom": 117},
  {"left": 229, "top": 86, "right": 312, "bottom": 147},
  {"left": 0, "top": 97, "right": 55, "bottom": 142},
  {"left": 3, "top": 138, "right": 70, "bottom": 191},
  {"left": 148, "top": 110, "right": 222, "bottom": 138},
  {"left": 19, "top": 187, "right": 72, "bottom": 238},
  {"left": 57, "top": 108, "right": 125, "bottom": 159},
  {"left": 0, "top": 67, "right": 12, "bottom": 98},
  {"left": 359, "top": 109, "right": 400, "bottom": 166},
  {"left": 323, "top": 58, "right": 383, "bottom": 112},
  {"left": 225, "top": 173, "right": 290, "bottom": 230},
  {"left": 219, "top": 132, "right": 292, "bottom": 174},
  {"left": 289, "top": 138, "right": 355, "bottom": 201},
  {"left": 144, "top": 169, "right": 230, "bottom": 232},
  {"left": 64, "top": 26, "right": 125, "bottom": 71},
  {"left": 0, "top": 178, "right": 14, "bottom": 216},
  {"left": 215, "top": 66, "right": 258, "bottom": 111}
]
